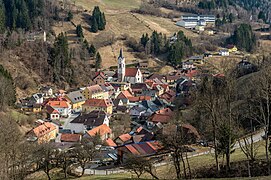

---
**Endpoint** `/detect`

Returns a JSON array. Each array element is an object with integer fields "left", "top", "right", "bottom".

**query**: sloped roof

[
  {"left": 125, "top": 68, "right": 139, "bottom": 77},
  {"left": 83, "top": 99, "right": 113, "bottom": 108},
  {"left": 93, "top": 71, "right": 106, "bottom": 80},
  {"left": 65, "top": 90, "right": 86, "bottom": 104},
  {"left": 46, "top": 106, "right": 59, "bottom": 114},
  {"left": 86, "top": 84, "right": 103, "bottom": 94},
  {"left": 149, "top": 108, "right": 173, "bottom": 124},
  {"left": 120, "top": 141, "right": 162, "bottom": 156},
  {"left": 105, "top": 138, "right": 117, "bottom": 147},
  {"left": 116, "top": 90, "right": 133, "bottom": 99},
  {"left": 70, "top": 110, "right": 107, "bottom": 126},
  {"left": 86, "top": 124, "right": 111, "bottom": 137},
  {"left": 46, "top": 100, "right": 70, "bottom": 108},
  {"left": 61, "top": 133, "right": 81, "bottom": 142},
  {"left": 32, "top": 122, "right": 56, "bottom": 138},
  {"left": 118, "top": 133, "right": 132, "bottom": 142},
  {"left": 128, "top": 96, "right": 151, "bottom": 102}
]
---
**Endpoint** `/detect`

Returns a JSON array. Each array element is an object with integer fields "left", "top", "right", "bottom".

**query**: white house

[
  {"left": 46, "top": 106, "right": 60, "bottom": 120},
  {"left": 219, "top": 49, "right": 230, "bottom": 56},
  {"left": 45, "top": 101, "right": 71, "bottom": 117},
  {"left": 117, "top": 49, "right": 143, "bottom": 84},
  {"left": 30, "top": 93, "right": 44, "bottom": 104},
  {"left": 70, "top": 110, "right": 109, "bottom": 133}
]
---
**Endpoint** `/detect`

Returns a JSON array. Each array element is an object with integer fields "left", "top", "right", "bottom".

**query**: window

[{"left": 52, "top": 115, "right": 55, "bottom": 118}]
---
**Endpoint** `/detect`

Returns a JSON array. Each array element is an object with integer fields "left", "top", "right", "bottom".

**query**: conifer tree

[
  {"left": 95, "top": 52, "right": 102, "bottom": 71},
  {"left": 0, "top": 0, "right": 5, "bottom": 33}
]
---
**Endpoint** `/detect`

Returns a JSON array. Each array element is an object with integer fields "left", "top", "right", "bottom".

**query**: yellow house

[
  {"left": 65, "top": 90, "right": 86, "bottom": 110},
  {"left": 28, "top": 122, "right": 58, "bottom": 144},
  {"left": 227, "top": 45, "right": 238, "bottom": 52},
  {"left": 82, "top": 84, "right": 109, "bottom": 100},
  {"left": 82, "top": 98, "right": 113, "bottom": 114},
  {"left": 21, "top": 104, "right": 42, "bottom": 113}
]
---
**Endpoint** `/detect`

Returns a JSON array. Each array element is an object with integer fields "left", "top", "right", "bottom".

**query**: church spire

[{"left": 119, "top": 48, "right": 123, "bottom": 59}]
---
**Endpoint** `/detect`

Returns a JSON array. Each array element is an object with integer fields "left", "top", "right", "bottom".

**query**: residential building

[
  {"left": 176, "top": 15, "right": 215, "bottom": 29},
  {"left": 30, "top": 93, "right": 44, "bottom": 104},
  {"left": 219, "top": 49, "right": 230, "bottom": 56},
  {"left": 70, "top": 110, "right": 109, "bottom": 133},
  {"left": 227, "top": 45, "right": 238, "bottom": 52},
  {"left": 65, "top": 90, "right": 86, "bottom": 110},
  {"left": 60, "top": 134, "right": 82, "bottom": 143},
  {"left": 45, "top": 100, "right": 71, "bottom": 117},
  {"left": 148, "top": 108, "right": 174, "bottom": 126},
  {"left": 93, "top": 71, "right": 106, "bottom": 84},
  {"left": 85, "top": 124, "right": 112, "bottom": 141},
  {"left": 26, "top": 122, "right": 58, "bottom": 144},
  {"left": 82, "top": 98, "right": 113, "bottom": 114},
  {"left": 82, "top": 84, "right": 109, "bottom": 100},
  {"left": 46, "top": 106, "right": 60, "bottom": 120},
  {"left": 40, "top": 86, "right": 53, "bottom": 97}
]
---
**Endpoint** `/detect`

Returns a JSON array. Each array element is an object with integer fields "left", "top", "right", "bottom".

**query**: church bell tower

[{"left": 118, "top": 49, "right": 125, "bottom": 82}]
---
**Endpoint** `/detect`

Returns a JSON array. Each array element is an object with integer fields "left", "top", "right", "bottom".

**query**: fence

[{"left": 76, "top": 167, "right": 126, "bottom": 175}]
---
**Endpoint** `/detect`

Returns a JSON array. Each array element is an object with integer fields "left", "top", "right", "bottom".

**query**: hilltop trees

[
  {"left": 227, "top": 24, "right": 256, "bottom": 52},
  {"left": 95, "top": 52, "right": 102, "bottom": 71},
  {"left": 90, "top": 6, "right": 106, "bottom": 33}
]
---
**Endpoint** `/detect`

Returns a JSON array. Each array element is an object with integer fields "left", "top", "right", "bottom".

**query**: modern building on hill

[{"left": 176, "top": 14, "right": 215, "bottom": 29}]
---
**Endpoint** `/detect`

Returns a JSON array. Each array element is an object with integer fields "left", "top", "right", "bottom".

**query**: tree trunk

[
  {"left": 212, "top": 118, "right": 220, "bottom": 173},
  {"left": 180, "top": 151, "right": 187, "bottom": 179},
  {"left": 173, "top": 151, "right": 181, "bottom": 180},
  {"left": 185, "top": 152, "right": 191, "bottom": 179}
]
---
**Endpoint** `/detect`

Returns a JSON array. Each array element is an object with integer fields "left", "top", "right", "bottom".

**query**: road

[
  {"left": 62, "top": 113, "right": 80, "bottom": 129},
  {"left": 233, "top": 129, "right": 265, "bottom": 149}
]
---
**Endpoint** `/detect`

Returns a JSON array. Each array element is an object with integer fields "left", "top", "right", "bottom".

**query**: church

[{"left": 117, "top": 49, "right": 143, "bottom": 84}]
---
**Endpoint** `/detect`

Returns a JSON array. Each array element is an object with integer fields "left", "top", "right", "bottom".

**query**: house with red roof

[
  {"left": 93, "top": 71, "right": 106, "bottom": 84},
  {"left": 85, "top": 124, "right": 112, "bottom": 141},
  {"left": 26, "top": 122, "right": 58, "bottom": 144},
  {"left": 46, "top": 105, "right": 60, "bottom": 120},
  {"left": 115, "top": 133, "right": 133, "bottom": 145},
  {"left": 60, "top": 133, "right": 82, "bottom": 143},
  {"left": 45, "top": 100, "right": 71, "bottom": 117},
  {"left": 148, "top": 108, "right": 174, "bottom": 126},
  {"left": 82, "top": 98, "right": 113, "bottom": 114},
  {"left": 117, "top": 141, "right": 163, "bottom": 163},
  {"left": 82, "top": 84, "right": 109, "bottom": 100}
]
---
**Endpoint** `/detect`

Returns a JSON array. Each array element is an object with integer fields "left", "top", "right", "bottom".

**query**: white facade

[
  {"left": 219, "top": 50, "right": 230, "bottom": 56},
  {"left": 124, "top": 69, "right": 143, "bottom": 84},
  {"left": 50, "top": 113, "right": 60, "bottom": 120},
  {"left": 53, "top": 107, "right": 71, "bottom": 117}
]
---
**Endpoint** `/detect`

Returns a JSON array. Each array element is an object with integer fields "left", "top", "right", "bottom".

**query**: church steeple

[{"left": 118, "top": 48, "right": 125, "bottom": 82}]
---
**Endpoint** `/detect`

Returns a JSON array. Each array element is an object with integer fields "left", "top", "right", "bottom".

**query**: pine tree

[
  {"left": 91, "top": 17, "right": 98, "bottom": 33},
  {"left": 95, "top": 52, "right": 102, "bottom": 71},
  {"left": 76, "top": 24, "right": 84, "bottom": 38},
  {"left": 88, "top": 44, "right": 96, "bottom": 57},
  {"left": 67, "top": 11, "right": 73, "bottom": 21}
]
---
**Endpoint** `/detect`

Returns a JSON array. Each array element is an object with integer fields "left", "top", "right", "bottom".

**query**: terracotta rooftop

[
  {"left": 118, "top": 133, "right": 132, "bottom": 142},
  {"left": 125, "top": 68, "right": 139, "bottom": 77},
  {"left": 83, "top": 98, "right": 113, "bottom": 107},
  {"left": 105, "top": 138, "right": 117, "bottom": 147},
  {"left": 117, "top": 90, "right": 133, "bottom": 99},
  {"left": 86, "top": 124, "right": 111, "bottom": 137},
  {"left": 33, "top": 122, "right": 56, "bottom": 138},
  {"left": 61, "top": 133, "right": 81, "bottom": 142},
  {"left": 46, "top": 100, "right": 70, "bottom": 108},
  {"left": 86, "top": 84, "right": 103, "bottom": 93},
  {"left": 93, "top": 71, "right": 106, "bottom": 79},
  {"left": 128, "top": 96, "right": 151, "bottom": 102}
]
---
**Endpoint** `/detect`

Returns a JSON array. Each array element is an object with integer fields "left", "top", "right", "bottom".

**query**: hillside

[{"left": 53, "top": 0, "right": 198, "bottom": 69}]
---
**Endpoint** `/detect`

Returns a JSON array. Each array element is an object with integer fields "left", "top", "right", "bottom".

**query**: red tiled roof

[
  {"left": 150, "top": 108, "right": 173, "bottom": 124},
  {"left": 126, "top": 144, "right": 140, "bottom": 155},
  {"left": 185, "top": 70, "right": 198, "bottom": 79},
  {"left": 46, "top": 106, "right": 59, "bottom": 114},
  {"left": 86, "top": 84, "right": 103, "bottom": 93},
  {"left": 83, "top": 98, "right": 113, "bottom": 108},
  {"left": 128, "top": 96, "right": 151, "bottom": 102},
  {"left": 122, "top": 141, "right": 162, "bottom": 156},
  {"left": 118, "top": 133, "right": 132, "bottom": 142},
  {"left": 46, "top": 100, "right": 69, "bottom": 108},
  {"left": 125, "top": 68, "right": 139, "bottom": 77},
  {"left": 33, "top": 122, "right": 56, "bottom": 138},
  {"left": 61, "top": 133, "right": 81, "bottom": 142},
  {"left": 87, "top": 124, "right": 111, "bottom": 137},
  {"left": 117, "top": 90, "right": 133, "bottom": 99},
  {"left": 93, "top": 71, "right": 106, "bottom": 79},
  {"left": 105, "top": 138, "right": 117, "bottom": 147}
]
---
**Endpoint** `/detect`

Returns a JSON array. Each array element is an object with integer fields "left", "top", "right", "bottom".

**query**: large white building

[
  {"left": 117, "top": 49, "right": 143, "bottom": 84},
  {"left": 176, "top": 15, "right": 215, "bottom": 29}
]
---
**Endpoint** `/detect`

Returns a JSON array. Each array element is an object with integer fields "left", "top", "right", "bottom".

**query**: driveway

[{"left": 62, "top": 113, "right": 80, "bottom": 129}]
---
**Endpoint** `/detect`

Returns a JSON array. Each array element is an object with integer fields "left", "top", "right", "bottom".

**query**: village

[{"left": 15, "top": 38, "right": 250, "bottom": 176}]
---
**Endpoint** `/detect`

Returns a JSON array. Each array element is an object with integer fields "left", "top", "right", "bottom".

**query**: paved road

[
  {"left": 63, "top": 113, "right": 80, "bottom": 129},
  {"left": 234, "top": 129, "right": 265, "bottom": 149}
]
